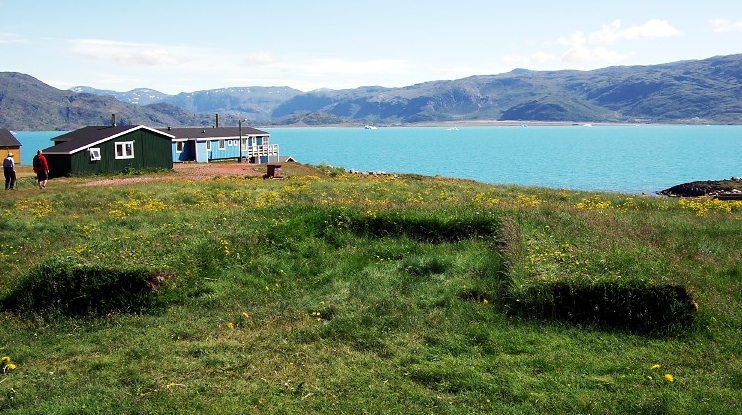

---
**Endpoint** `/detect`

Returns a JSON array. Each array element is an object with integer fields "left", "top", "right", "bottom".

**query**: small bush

[
  {"left": 509, "top": 280, "right": 699, "bottom": 335},
  {"left": 1, "top": 258, "right": 174, "bottom": 316}
]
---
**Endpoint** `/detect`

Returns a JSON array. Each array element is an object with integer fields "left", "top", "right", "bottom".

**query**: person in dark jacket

[
  {"left": 32, "top": 149, "right": 49, "bottom": 189},
  {"left": 3, "top": 152, "right": 16, "bottom": 190}
]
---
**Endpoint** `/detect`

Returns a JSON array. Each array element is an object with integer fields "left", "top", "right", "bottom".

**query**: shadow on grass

[{"left": 343, "top": 213, "right": 499, "bottom": 243}]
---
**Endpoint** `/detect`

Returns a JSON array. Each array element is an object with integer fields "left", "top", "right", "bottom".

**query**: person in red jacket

[{"left": 32, "top": 149, "right": 49, "bottom": 189}]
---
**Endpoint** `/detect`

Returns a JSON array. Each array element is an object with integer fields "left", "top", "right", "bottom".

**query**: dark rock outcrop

[{"left": 658, "top": 178, "right": 742, "bottom": 197}]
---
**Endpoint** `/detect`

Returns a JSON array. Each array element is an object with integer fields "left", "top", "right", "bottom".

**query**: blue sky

[{"left": 1, "top": 0, "right": 741, "bottom": 94}]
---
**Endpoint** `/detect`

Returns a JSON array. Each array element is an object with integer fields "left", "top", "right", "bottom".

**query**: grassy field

[{"left": 1, "top": 164, "right": 741, "bottom": 414}]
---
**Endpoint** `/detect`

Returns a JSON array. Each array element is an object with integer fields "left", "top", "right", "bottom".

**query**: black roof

[
  {"left": 0, "top": 128, "right": 21, "bottom": 147},
  {"left": 158, "top": 126, "right": 269, "bottom": 140},
  {"left": 44, "top": 125, "right": 174, "bottom": 155}
]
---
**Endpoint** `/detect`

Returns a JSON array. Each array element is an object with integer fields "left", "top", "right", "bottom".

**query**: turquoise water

[
  {"left": 13, "top": 131, "right": 67, "bottom": 165},
  {"left": 15, "top": 125, "right": 742, "bottom": 194}
]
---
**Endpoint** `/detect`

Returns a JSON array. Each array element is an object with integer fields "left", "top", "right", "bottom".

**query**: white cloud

[
  {"left": 556, "top": 19, "right": 678, "bottom": 66},
  {"left": 0, "top": 33, "right": 26, "bottom": 44},
  {"left": 711, "top": 19, "right": 742, "bottom": 32},
  {"left": 244, "top": 51, "right": 276, "bottom": 65},
  {"left": 70, "top": 39, "right": 188, "bottom": 66},
  {"left": 561, "top": 45, "right": 634, "bottom": 65},
  {"left": 589, "top": 19, "right": 681, "bottom": 44}
]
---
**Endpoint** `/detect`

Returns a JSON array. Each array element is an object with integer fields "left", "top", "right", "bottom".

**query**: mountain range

[{"left": 2, "top": 54, "right": 741, "bottom": 131}]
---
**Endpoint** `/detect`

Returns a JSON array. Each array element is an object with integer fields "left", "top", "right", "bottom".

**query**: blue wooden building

[{"left": 160, "top": 126, "right": 279, "bottom": 164}]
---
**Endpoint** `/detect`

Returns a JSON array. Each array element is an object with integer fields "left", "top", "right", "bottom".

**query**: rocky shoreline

[{"left": 658, "top": 177, "right": 742, "bottom": 198}]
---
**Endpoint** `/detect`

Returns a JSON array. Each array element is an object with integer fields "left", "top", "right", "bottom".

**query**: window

[
  {"left": 115, "top": 141, "right": 134, "bottom": 159},
  {"left": 176, "top": 141, "right": 185, "bottom": 153},
  {"left": 206, "top": 140, "right": 211, "bottom": 151},
  {"left": 218, "top": 139, "right": 225, "bottom": 150},
  {"left": 89, "top": 148, "right": 101, "bottom": 161}
]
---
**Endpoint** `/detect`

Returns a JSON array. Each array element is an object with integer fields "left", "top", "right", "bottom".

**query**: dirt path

[{"left": 81, "top": 162, "right": 266, "bottom": 186}]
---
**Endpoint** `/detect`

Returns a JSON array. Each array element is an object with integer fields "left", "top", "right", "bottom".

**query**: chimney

[
  {"left": 111, "top": 114, "right": 116, "bottom": 127},
  {"left": 215, "top": 114, "right": 219, "bottom": 128}
]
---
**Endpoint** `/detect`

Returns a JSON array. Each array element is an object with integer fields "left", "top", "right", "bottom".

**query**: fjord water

[
  {"left": 266, "top": 125, "right": 741, "bottom": 194},
  {"left": 16, "top": 125, "right": 742, "bottom": 194}
]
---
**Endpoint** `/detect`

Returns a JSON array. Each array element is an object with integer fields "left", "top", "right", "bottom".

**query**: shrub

[
  {"left": 1, "top": 258, "right": 174, "bottom": 316},
  {"left": 508, "top": 280, "right": 699, "bottom": 336}
]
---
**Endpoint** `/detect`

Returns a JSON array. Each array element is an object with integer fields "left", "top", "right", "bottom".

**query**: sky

[{"left": 1, "top": 0, "right": 741, "bottom": 94}]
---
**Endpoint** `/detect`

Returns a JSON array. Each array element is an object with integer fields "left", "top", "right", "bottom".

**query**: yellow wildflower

[
  {"left": 242, "top": 312, "right": 249, "bottom": 319},
  {"left": 664, "top": 373, "right": 674, "bottom": 382},
  {"left": 1, "top": 356, "right": 9, "bottom": 364},
  {"left": 227, "top": 322, "right": 234, "bottom": 330},
  {"left": 651, "top": 364, "right": 661, "bottom": 370},
  {"left": 6, "top": 363, "right": 16, "bottom": 370}
]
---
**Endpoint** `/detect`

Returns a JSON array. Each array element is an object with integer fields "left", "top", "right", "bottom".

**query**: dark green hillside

[{"left": 500, "top": 96, "right": 616, "bottom": 122}]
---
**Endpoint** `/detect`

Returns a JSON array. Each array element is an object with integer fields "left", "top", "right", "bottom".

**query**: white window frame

[
  {"left": 115, "top": 141, "right": 135, "bottom": 159},
  {"left": 206, "top": 140, "right": 211, "bottom": 151},
  {"left": 218, "top": 139, "right": 225, "bottom": 150},
  {"left": 176, "top": 141, "right": 185, "bottom": 153},
  {"left": 89, "top": 148, "right": 101, "bottom": 161}
]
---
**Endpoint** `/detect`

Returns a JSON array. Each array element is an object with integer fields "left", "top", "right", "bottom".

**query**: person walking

[
  {"left": 3, "top": 152, "right": 16, "bottom": 190},
  {"left": 32, "top": 149, "right": 49, "bottom": 189}
]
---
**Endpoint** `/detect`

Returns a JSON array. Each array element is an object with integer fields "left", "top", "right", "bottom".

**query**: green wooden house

[{"left": 43, "top": 125, "right": 175, "bottom": 178}]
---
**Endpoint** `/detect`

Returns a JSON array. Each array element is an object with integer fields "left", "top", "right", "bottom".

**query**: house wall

[
  {"left": 51, "top": 130, "right": 172, "bottom": 177},
  {"left": 46, "top": 154, "right": 72, "bottom": 178},
  {"left": 0, "top": 146, "right": 21, "bottom": 164},
  {"left": 168, "top": 134, "right": 274, "bottom": 164},
  {"left": 172, "top": 140, "right": 193, "bottom": 162},
  {"left": 208, "top": 138, "right": 242, "bottom": 161}
]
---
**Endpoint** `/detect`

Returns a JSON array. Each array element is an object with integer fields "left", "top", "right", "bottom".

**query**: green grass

[{"left": 1, "top": 169, "right": 741, "bottom": 413}]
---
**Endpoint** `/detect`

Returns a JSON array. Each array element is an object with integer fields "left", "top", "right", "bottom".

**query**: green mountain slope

[
  {"left": 271, "top": 54, "right": 742, "bottom": 124},
  {"left": 0, "top": 73, "right": 210, "bottom": 130},
  {"left": 3, "top": 54, "right": 742, "bottom": 129}
]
